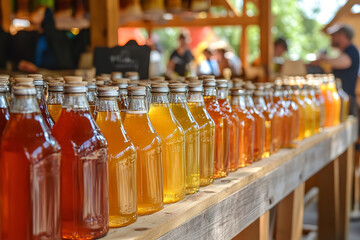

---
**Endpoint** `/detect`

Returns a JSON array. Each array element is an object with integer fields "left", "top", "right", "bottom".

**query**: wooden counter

[{"left": 104, "top": 117, "right": 358, "bottom": 240}]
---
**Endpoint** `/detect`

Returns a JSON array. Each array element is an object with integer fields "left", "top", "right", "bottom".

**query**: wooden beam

[
  {"left": 259, "top": 0, "right": 272, "bottom": 81},
  {"left": 233, "top": 211, "right": 270, "bottom": 240},
  {"left": 89, "top": 0, "right": 119, "bottom": 48},
  {"left": 275, "top": 183, "right": 305, "bottom": 240},
  {"left": 120, "top": 16, "right": 259, "bottom": 28},
  {"left": 0, "top": 0, "right": 12, "bottom": 32},
  {"left": 240, "top": 25, "right": 248, "bottom": 68},
  {"left": 223, "top": 0, "right": 241, "bottom": 17}
]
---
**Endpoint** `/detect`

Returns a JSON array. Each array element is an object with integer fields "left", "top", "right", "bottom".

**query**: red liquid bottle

[
  {"left": 52, "top": 76, "right": 109, "bottom": 239},
  {"left": 0, "top": 85, "right": 61, "bottom": 240},
  {"left": 0, "top": 83, "right": 9, "bottom": 134}
]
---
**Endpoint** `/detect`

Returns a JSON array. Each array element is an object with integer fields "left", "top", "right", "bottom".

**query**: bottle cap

[
  {"left": 48, "top": 82, "right": 64, "bottom": 92},
  {"left": 201, "top": 75, "right": 215, "bottom": 80},
  {"left": 203, "top": 79, "right": 216, "bottom": 87},
  {"left": 128, "top": 86, "right": 146, "bottom": 96},
  {"left": 27, "top": 74, "right": 43, "bottom": 86},
  {"left": 230, "top": 88, "right": 245, "bottom": 96},
  {"left": 13, "top": 85, "right": 37, "bottom": 96},
  {"left": 169, "top": 83, "right": 187, "bottom": 93},
  {"left": 111, "top": 72, "right": 123, "bottom": 80},
  {"left": 216, "top": 79, "right": 228, "bottom": 88},
  {"left": 14, "top": 77, "right": 34, "bottom": 86},
  {"left": 188, "top": 82, "right": 203, "bottom": 92},
  {"left": 151, "top": 83, "right": 169, "bottom": 93},
  {"left": 185, "top": 76, "right": 199, "bottom": 81},
  {"left": 150, "top": 76, "right": 165, "bottom": 81},
  {"left": 64, "top": 81, "right": 87, "bottom": 93},
  {"left": 112, "top": 78, "right": 129, "bottom": 89},
  {"left": 64, "top": 76, "right": 83, "bottom": 84},
  {"left": 97, "top": 86, "right": 119, "bottom": 97},
  {"left": 126, "top": 72, "right": 139, "bottom": 81}
]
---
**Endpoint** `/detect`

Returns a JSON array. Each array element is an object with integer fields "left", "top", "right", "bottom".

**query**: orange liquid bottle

[
  {"left": 52, "top": 77, "right": 109, "bottom": 239},
  {"left": 148, "top": 84, "right": 186, "bottom": 204},
  {"left": 245, "top": 83, "right": 265, "bottom": 161},
  {"left": 307, "top": 84, "right": 321, "bottom": 134},
  {"left": 112, "top": 79, "right": 129, "bottom": 121},
  {"left": 95, "top": 86, "right": 137, "bottom": 227},
  {"left": 327, "top": 75, "right": 341, "bottom": 126},
  {"left": 0, "top": 84, "right": 9, "bottom": 134},
  {"left": 169, "top": 83, "right": 200, "bottom": 194},
  {"left": 300, "top": 84, "right": 316, "bottom": 137},
  {"left": 28, "top": 74, "right": 55, "bottom": 128},
  {"left": 284, "top": 85, "right": 299, "bottom": 142},
  {"left": 123, "top": 86, "right": 163, "bottom": 215},
  {"left": 47, "top": 82, "right": 64, "bottom": 122},
  {"left": 254, "top": 83, "right": 273, "bottom": 158},
  {"left": 291, "top": 85, "right": 306, "bottom": 140},
  {"left": 217, "top": 79, "right": 240, "bottom": 171},
  {"left": 230, "top": 88, "right": 255, "bottom": 167},
  {"left": 0, "top": 85, "right": 61, "bottom": 239},
  {"left": 187, "top": 83, "right": 215, "bottom": 186},
  {"left": 203, "top": 79, "right": 230, "bottom": 178},
  {"left": 336, "top": 78, "right": 350, "bottom": 122}
]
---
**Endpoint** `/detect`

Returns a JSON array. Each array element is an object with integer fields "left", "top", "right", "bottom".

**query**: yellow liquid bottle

[
  {"left": 148, "top": 84, "right": 186, "bottom": 204},
  {"left": 300, "top": 85, "right": 316, "bottom": 138},
  {"left": 169, "top": 84, "right": 200, "bottom": 194},
  {"left": 291, "top": 85, "right": 306, "bottom": 140},
  {"left": 188, "top": 83, "right": 215, "bottom": 186},
  {"left": 95, "top": 86, "right": 137, "bottom": 227},
  {"left": 336, "top": 79, "right": 350, "bottom": 122},
  {"left": 123, "top": 86, "right": 164, "bottom": 215},
  {"left": 47, "top": 82, "right": 64, "bottom": 123},
  {"left": 329, "top": 76, "right": 341, "bottom": 126}
]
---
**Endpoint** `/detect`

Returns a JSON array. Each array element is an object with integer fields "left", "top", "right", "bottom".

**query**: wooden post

[
  {"left": 338, "top": 145, "right": 355, "bottom": 240},
  {"left": 89, "top": 0, "right": 119, "bottom": 48},
  {"left": 233, "top": 211, "right": 270, "bottom": 240},
  {"left": 352, "top": 149, "right": 360, "bottom": 217},
  {"left": 258, "top": 0, "right": 272, "bottom": 81},
  {"left": 240, "top": 25, "right": 248, "bottom": 69},
  {"left": 0, "top": 0, "right": 12, "bottom": 32},
  {"left": 318, "top": 158, "right": 340, "bottom": 240},
  {"left": 275, "top": 183, "right": 305, "bottom": 240}
]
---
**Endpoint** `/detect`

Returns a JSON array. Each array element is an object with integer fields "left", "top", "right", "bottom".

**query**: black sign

[{"left": 94, "top": 41, "right": 151, "bottom": 80}]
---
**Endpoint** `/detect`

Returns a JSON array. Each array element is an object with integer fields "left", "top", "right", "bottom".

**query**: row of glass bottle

[{"left": 0, "top": 72, "right": 349, "bottom": 240}]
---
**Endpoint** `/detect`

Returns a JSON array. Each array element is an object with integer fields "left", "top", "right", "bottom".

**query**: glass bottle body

[
  {"left": 273, "top": 90, "right": 293, "bottom": 147},
  {"left": 118, "top": 89, "right": 128, "bottom": 121},
  {"left": 0, "top": 91, "right": 9, "bottom": 134},
  {"left": 265, "top": 90, "right": 282, "bottom": 152},
  {"left": 148, "top": 93, "right": 186, "bottom": 203},
  {"left": 291, "top": 92, "right": 306, "bottom": 140},
  {"left": 87, "top": 88, "right": 97, "bottom": 116},
  {"left": 52, "top": 93, "right": 109, "bottom": 239},
  {"left": 300, "top": 89, "right": 316, "bottom": 138},
  {"left": 36, "top": 85, "right": 54, "bottom": 128},
  {"left": 47, "top": 91, "right": 64, "bottom": 122},
  {"left": 169, "top": 92, "right": 200, "bottom": 194},
  {"left": 203, "top": 87, "right": 230, "bottom": 178},
  {"left": 123, "top": 95, "right": 163, "bottom": 215},
  {"left": 338, "top": 88, "right": 349, "bottom": 122},
  {"left": 95, "top": 97, "right": 137, "bottom": 227},
  {"left": 0, "top": 95, "right": 61, "bottom": 240},
  {"left": 187, "top": 92, "right": 215, "bottom": 186}
]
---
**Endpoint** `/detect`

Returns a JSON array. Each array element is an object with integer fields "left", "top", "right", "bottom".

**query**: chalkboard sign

[{"left": 94, "top": 41, "right": 151, "bottom": 80}]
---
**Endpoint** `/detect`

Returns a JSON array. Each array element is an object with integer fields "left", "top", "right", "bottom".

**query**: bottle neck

[
  {"left": 188, "top": 91, "right": 205, "bottom": 104},
  {"left": 216, "top": 87, "right": 228, "bottom": 100},
  {"left": 96, "top": 96, "right": 119, "bottom": 112},
  {"left": 204, "top": 87, "right": 216, "bottom": 97},
  {"left": 128, "top": 95, "right": 147, "bottom": 112},
  {"left": 253, "top": 94, "right": 267, "bottom": 111},
  {"left": 230, "top": 95, "right": 240, "bottom": 107},
  {"left": 63, "top": 93, "right": 90, "bottom": 111},
  {"left": 47, "top": 91, "right": 64, "bottom": 105},
  {"left": 10, "top": 95, "right": 40, "bottom": 114},
  {"left": 86, "top": 89, "right": 97, "bottom": 103},
  {"left": 169, "top": 92, "right": 187, "bottom": 104},
  {"left": 245, "top": 92, "right": 255, "bottom": 108},
  {"left": 0, "top": 92, "right": 8, "bottom": 109},
  {"left": 35, "top": 85, "right": 46, "bottom": 102},
  {"left": 151, "top": 92, "right": 169, "bottom": 104}
]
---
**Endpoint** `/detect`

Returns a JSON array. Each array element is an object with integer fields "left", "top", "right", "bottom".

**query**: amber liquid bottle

[
  {"left": 52, "top": 77, "right": 109, "bottom": 239},
  {"left": 230, "top": 88, "right": 255, "bottom": 167},
  {"left": 187, "top": 83, "right": 215, "bottom": 186},
  {"left": 245, "top": 84, "right": 265, "bottom": 161},
  {"left": 253, "top": 84, "right": 273, "bottom": 158},
  {"left": 308, "top": 85, "right": 322, "bottom": 134},
  {"left": 148, "top": 84, "right": 186, "bottom": 204},
  {"left": 29, "top": 74, "right": 55, "bottom": 129},
  {"left": 0, "top": 84, "right": 9, "bottom": 134},
  {"left": 169, "top": 83, "right": 200, "bottom": 194},
  {"left": 284, "top": 85, "right": 299, "bottom": 142},
  {"left": 314, "top": 83, "right": 325, "bottom": 131},
  {"left": 217, "top": 80, "right": 240, "bottom": 171},
  {"left": 291, "top": 85, "right": 306, "bottom": 140},
  {"left": 123, "top": 86, "right": 163, "bottom": 215},
  {"left": 0, "top": 86, "right": 61, "bottom": 239},
  {"left": 112, "top": 79, "right": 129, "bottom": 121},
  {"left": 203, "top": 79, "right": 230, "bottom": 178},
  {"left": 95, "top": 86, "right": 137, "bottom": 227},
  {"left": 47, "top": 82, "right": 64, "bottom": 122},
  {"left": 300, "top": 85, "right": 316, "bottom": 137}
]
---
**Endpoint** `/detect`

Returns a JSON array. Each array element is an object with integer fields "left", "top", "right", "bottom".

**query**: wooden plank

[
  {"left": 103, "top": 117, "right": 357, "bottom": 240},
  {"left": 351, "top": 150, "right": 360, "bottom": 218},
  {"left": 258, "top": 0, "right": 272, "bottom": 81},
  {"left": 338, "top": 145, "right": 355, "bottom": 240},
  {"left": 275, "top": 183, "right": 305, "bottom": 240},
  {"left": 318, "top": 158, "right": 340, "bottom": 240},
  {"left": 233, "top": 211, "right": 270, "bottom": 240},
  {"left": 89, "top": 0, "right": 118, "bottom": 48}
]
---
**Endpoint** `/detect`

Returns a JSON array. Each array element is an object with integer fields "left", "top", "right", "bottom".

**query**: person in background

[
  {"left": 216, "top": 48, "right": 232, "bottom": 77},
  {"left": 274, "top": 37, "right": 288, "bottom": 58},
  {"left": 198, "top": 48, "right": 220, "bottom": 76},
  {"left": 167, "top": 32, "right": 194, "bottom": 78}
]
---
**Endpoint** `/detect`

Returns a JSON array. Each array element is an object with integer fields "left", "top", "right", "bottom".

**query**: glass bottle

[
  {"left": 307, "top": 84, "right": 321, "bottom": 134},
  {"left": 148, "top": 83, "right": 186, "bottom": 204},
  {"left": 95, "top": 86, "right": 137, "bottom": 227},
  {"left": 253, "top": 84, "right": 273, "bottom": 157},
  {"left": 314, "top": 80, "right": 325, "bottom": 131},
  {"left": 291, "top": 84, "right": 306, "bottom": 141},
  {"left": 0, "top": 83, "right": 9, "bottom": 135},
  {"left": 245, "top": 83, "right": 265, "bottom": 161},
  {"left": 203, "top": 79, "right": 230, "bottom": 178},
  {"left": 28, "top": 74, "right": 55, "bottom": 129},
  {"left": 187, "top": 82, "right": 215, "bottom": 186},
  {"left": 0, "top": 85, "right": 61, "bottom": 239},
  {"left": 336, "top": 78, "right": 349, "bottom": 123},
  {"left": 86, "top": 79, "right": 97, "bottom": 116},
  {"left": 230, "top": 88, "right": 255, "bottom": 167},
  {"left": 169, "top": 83, "right": 200, "bottom": 194},
  {"left": 52, "top": 76, "right": 109, "bottom": 239},
  {"left": 112, "top": 78, "right": 129, "bottom": 121},
  {"left": 284, "top": 85, "right": 299, "bottom": 142},
  {"left": 123, "top": 86, "right": 163, "bottom": 215},
  {"left": 300, "top": 84, "right": 316, "bottom": 138},
  {"left": 47, "top": 82, "right": 64, "bottom": 123},
  {"left": 216, "top": 79, "right": 240, "bottom": 171}
]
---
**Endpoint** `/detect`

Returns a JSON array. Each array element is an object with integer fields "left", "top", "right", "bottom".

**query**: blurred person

[
  {"left": 198, "top": 48, "right": 220, "bottom": 76},
  {"left": 167, "top": 32, "right": 194, "bottom": 78},
  {"left": 216, "top": 48, "right": 232, "bottom": 77},
  {"left": 274, "top": 37, "right": 288, "bottom": 58},
  {"left": 225, "top": 51, "right": 242, "bottom": 76}
]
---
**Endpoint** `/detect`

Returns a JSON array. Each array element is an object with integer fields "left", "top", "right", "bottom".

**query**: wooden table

[{"left": 104, "top": 117, "right": 358, "bottom": 240}]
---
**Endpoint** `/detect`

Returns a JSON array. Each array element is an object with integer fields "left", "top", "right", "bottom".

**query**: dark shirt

[
  {"left": 170, "top": 49, "right": 194, "bottom": 76},
  {"left": 333, "top": 44, "right": 360, "bottom": 97}
]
